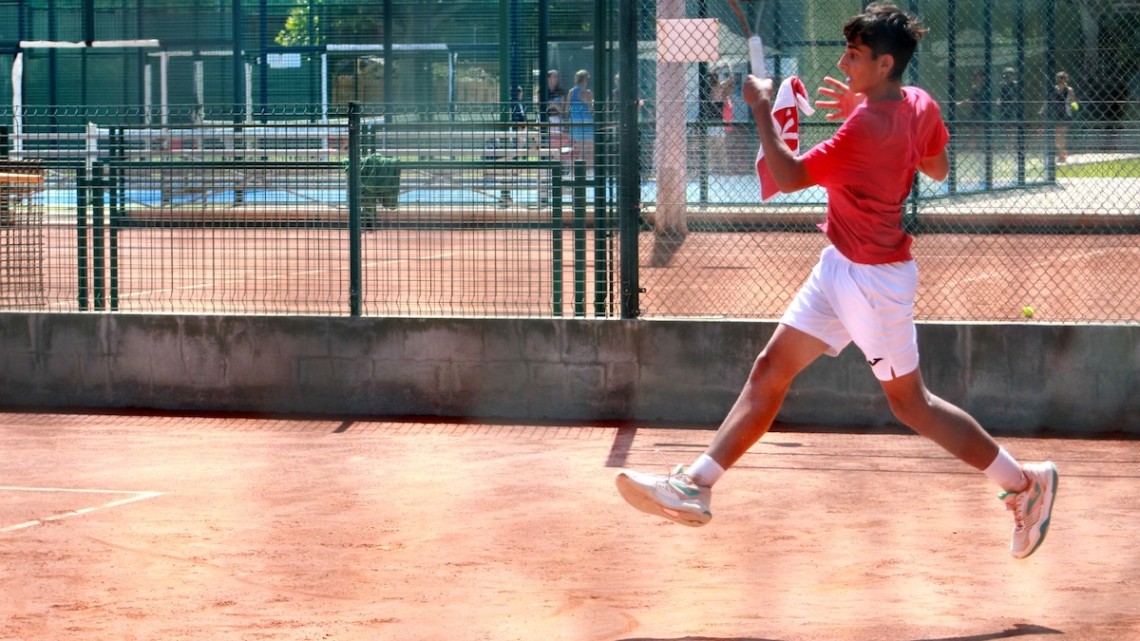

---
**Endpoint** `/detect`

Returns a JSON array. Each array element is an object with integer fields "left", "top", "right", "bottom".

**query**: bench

[{"left": 0, "top": 161, "right": 46, "bottom": 226}]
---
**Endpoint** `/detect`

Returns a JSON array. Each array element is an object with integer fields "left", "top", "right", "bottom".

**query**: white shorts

[{"left": 781, "top": 246, "right": 920, "bottom": 381}]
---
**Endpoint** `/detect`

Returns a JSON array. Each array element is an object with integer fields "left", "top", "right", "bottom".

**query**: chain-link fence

[
  {"left": 1, "top": 104, "right": 618, "bottom": 317},
  {"left": 635, "top": 0, "right": 1140, "bottom": 324},
  {"left": 1, "top": 0, "right": 1138, "bottom": 323}
]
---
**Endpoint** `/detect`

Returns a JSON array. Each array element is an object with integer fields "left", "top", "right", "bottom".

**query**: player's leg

[
  {"left": 614, "top": 324, "right": 828, "bottom": 527},
  {"left": 615, "top": 250, "right": 847, "bottom": 526},
  {"left": 838, "top": 256, "right": 1058, "bottom": 558},
  {"left": 834, "top": 260, "right": 1003, "bottom": 470},
  {"left": 703, "top": 324, "right": 829, "bottom": 470},
  {"left": 879, "top": 371, "right": 1058, "bottom": 559},
  {"left": 880, "top": 370, "right": 1004, "bottom": 470}
]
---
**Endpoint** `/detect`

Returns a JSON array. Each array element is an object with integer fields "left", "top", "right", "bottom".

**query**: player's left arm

[
  {"left": 917, "top": 149, "right": 949, "bottom": 181},
  {"left": 916, "top": 95, "right": 951, "bottom": 182}
]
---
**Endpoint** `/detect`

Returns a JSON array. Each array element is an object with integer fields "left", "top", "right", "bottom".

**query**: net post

[{"left": 347, "top": 102, "right": 363, "bottom": 317}]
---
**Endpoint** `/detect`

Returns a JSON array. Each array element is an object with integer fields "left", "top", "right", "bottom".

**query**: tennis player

[{"left": 615, "top": 3, "right": 1058, "bottom": 559}]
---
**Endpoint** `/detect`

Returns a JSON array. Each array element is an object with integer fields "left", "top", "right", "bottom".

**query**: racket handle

[{"left": 748, "top": 35, "right": 766, "bottom": 78}]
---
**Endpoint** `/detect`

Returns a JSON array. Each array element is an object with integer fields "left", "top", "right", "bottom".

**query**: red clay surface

[{"left": 2, "top": 411, "right": 1138, "bottom": 641}]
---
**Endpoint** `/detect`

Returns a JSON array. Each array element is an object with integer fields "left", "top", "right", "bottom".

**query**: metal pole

[
  {"left": 573, "top": 160, "right": 587, "bottom": 318},
  {"left": 109, "top": 132, "right": 122, "bottom": 311},
  {"left": 1045, "top": 0, "right": 1056, "bottom": 183},
  {"left": 696, "top": 0, "right": 709, "bottom": 205},
  {"left": 232, "top": 0, "right": 244, "bottom": 123},
  {"left": 593, "top": 0, "right": 610, "bottom": 316},
  {"left": 76, "top": 165, "right": 89, "bottom": 311},
  {"left": 83, "top": 0, "right": 94, "bottom": 46},
  {"left": 92, "top": 162, "right": 105, "bottom": 311},
  {"left": 982, "top": 0, "right": 993, "bottom": 190},
  {"left": 905, "top": 0, "right": 921, "bottom": 229},
  {"left": 946, "top": 0, "right": 957, "bottom": 194},
  {"left": 383, "top": 0, "right": 393, "bottom": 119},
  {"left": 347, "top": 102, "right": 363, "bottom": 317},
  {"left": 259, "top": 0, "right": 269, "bottom": 120},
  {"left": 1016, "top": 0, "right": 1026, "bottom": 186},
  {"left": 537, "top": 0, "right": 549, "bottom": 108},
  {"left": 551, "top": 171, "right": 563, "bottom": 317},
  {"left": 499, "top": 0, "right": 510, "bottom": 108}
]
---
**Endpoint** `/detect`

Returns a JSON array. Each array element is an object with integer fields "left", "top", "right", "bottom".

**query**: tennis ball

[
  {"left": 1070, "top": 102, "right": 1079, "bottom": 112},
  {"left": 1022, "top": 305, "right": 1035, "bottom": 318}
]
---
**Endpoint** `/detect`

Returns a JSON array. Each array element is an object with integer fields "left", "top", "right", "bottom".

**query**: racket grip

[{"left": 748, "top": 35, "right": 766, "bottom": 78}]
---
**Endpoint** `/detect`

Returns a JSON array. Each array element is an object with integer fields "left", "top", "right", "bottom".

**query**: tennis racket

[{"left": 725, "top": 0, "right": 767, "bottom": 78}]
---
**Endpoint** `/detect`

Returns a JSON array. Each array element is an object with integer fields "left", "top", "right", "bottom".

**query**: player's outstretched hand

[
  {"left": 815, "top": 76, "right": 865, "bottom": 122},
  {"left": 743, "top": 75, "right": 775, "bottom": 108}
]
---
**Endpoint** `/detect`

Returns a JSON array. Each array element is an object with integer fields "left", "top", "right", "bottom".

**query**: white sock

[
  {"left": 984, "top": 447, "right": 1028, "bottom": 493},
  {"left": 687, "top": 454, "right": 725, "bottom": 488}
]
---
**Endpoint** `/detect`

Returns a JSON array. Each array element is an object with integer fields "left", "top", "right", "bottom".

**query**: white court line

[{"left": 0, "top": 486, "right": 164, "bottom": 533}]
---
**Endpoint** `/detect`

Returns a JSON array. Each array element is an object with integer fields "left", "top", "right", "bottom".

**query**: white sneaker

[
  {"left": 1001, "top": 461, "right": 1059, "bottom": 559},
  {"left": 615, "top": 464, "right": 712, "bottom": 527}
]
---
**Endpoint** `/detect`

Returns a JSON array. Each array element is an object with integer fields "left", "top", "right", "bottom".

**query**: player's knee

[
  {"left": 884, "top": 388, "right": 933, "bottom": 430},
  {"left": 747, "top": 351, "right": 798, "bottom": 396}
]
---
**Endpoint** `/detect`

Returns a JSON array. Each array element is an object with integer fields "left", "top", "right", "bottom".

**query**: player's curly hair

[{"left": 843, "top": 2, "right": 927, "bottom": 81}]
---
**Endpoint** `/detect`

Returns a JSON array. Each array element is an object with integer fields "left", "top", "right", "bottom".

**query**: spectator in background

[
  {"left": 708, "top": 63, "right": 736, "bottom": 172},
  {"left": 567, "top": 69, "right": 595, "bottom": 171},
  {"left": 997, "top": 67, "right": 1022, "bottom": 153},
  {"left": 545, "top": 70, "right": 566, "bottom": 123},
  {"left": 545, "top": 70, "right": 569, "bottom": 173},
  {"left": 997, "top": 67, "right": 1022, "bottom": 122},
  {"left": 955, "top": 70, "right": 988, "bottom": 152},
  {"left": 1041, "top": 70, "right": 1078, "bottom": 164},
  {"left": 510, "top": 85, "right": 527, "bottom": 127}
]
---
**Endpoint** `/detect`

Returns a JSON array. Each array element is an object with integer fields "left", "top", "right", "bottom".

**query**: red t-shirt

[{"left": 801, "top": 86, "right": 949, "bottom": 264}]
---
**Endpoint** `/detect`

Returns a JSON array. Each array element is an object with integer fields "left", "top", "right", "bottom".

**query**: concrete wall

[{"left": 0, "top": 313, "right": 1136, "bottom": 434}]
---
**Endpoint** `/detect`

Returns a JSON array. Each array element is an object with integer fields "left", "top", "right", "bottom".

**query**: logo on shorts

[{"left": 867, "top": 357, "right": 884, "bottom": 367}]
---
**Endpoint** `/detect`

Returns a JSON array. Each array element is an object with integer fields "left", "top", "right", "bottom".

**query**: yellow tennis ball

[
  {"left": 1022, "top": 305, "right": 1035, "bottom": 318},
  {"left": 1070, "top": 102, "right": 1079, "bottom": 112}
]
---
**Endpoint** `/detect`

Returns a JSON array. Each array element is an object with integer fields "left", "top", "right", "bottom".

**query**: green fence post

[
  {"left": 76, "top": 165, "right": 89, "bottom": 311},
  {"left": 348, "top": 102, "right": 363, "bottom": 317},
  {"left": 1015, "top": 0, "right": 1027, "bottom": 187},
  {"left": 573, "top": 159, "right": 587, "bottom": 318},
  {"left": 617, "top": 0, "right": 641, "bottom": 319},
  {"left": 946, "top": 0, "right": 957, "bottom": 195},
  {"left": 593, "top": 168, "right": 608, "bottom": 317},
  {"left": 92, "top": 162, "right": 105, "bottom": 311},
  {"left": 1044, "top": 0, "right": 1057, "bottom": 184},
  {"left": 552, "top": 169, "right": 563, "bottom": 317},
  {"left": 982, "top": 0, "right": 994, "bottom": 191},
  {"left": 109, "top": 130, "right": 123, "bottom": 311}
]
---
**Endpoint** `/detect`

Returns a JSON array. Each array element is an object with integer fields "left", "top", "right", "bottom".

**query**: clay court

[{"left": 2, "top": 411, "right": 1138, "bottom": 641}]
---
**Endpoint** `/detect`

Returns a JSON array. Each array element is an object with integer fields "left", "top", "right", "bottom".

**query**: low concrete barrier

[{"left": 0, "top": 313, "right": 1135, "bottom": 434}]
